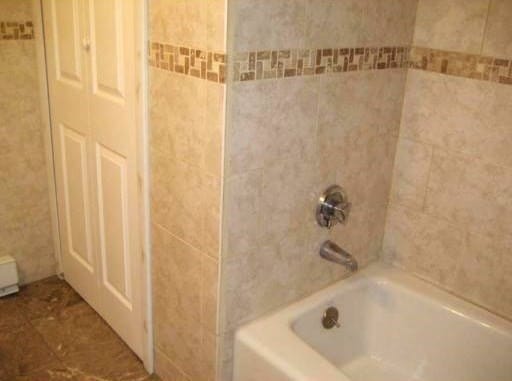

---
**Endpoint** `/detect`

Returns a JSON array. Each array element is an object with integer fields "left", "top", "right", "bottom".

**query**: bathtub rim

[{"left": 233, "top": 262, "right": 512, "bottom": 381}]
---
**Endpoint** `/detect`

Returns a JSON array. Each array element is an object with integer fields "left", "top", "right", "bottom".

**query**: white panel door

[
  {"left": 87, "top": 0, "right": 143, "bottom": 355},
  {"left": 43, "top": 0, "right": 99, "bottom": 308},
  {"left": 43, "top": 0, "right": 144, "bottom": 358}
]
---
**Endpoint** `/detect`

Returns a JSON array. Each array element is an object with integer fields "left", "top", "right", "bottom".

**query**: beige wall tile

[
  {"left": 0, "top": 205, "right": 54, "bottom": 283},
  {"left": 317, "top": 71, "right": 406, "bottom": 144},
  {"left": 498, "top": 253, "right": 512, "bottom": 318},
  {"left": 482, "top": 0, "right": 512, "bottom": 58},
  {"left": 330, "top": 124, "right": 397, "bottom": 206},
  {"left": 148, "top": 68, "right": 172, "bottom": 155},
  {"left": 413, "top": 0, "right": 489, "bottom": 53},
  {"left": 0, "top": 33, "right": 55, "bottom": 283},
  {"left": 220, "top": 231, "right": 319, "bottom": 332},
  {"left": 304, "top": 0, "right": 417, "bottom": 48},
  {"left": 361, "top": 0, "right": 418, "bottom": 46},
  {"left": 150, "top": 0, "right": 207, "bottom": 47},
  {"left": 317, "top": 71, "right": 406, "bottom": 206},
  {"left": 452, "top": 231, "right": 510, "bottom": 314},
  {"left": 304, "top": 0, "right": 366, "bottom": 47},
  {"left": 202, "top": 174, "right": 221, "bottom": 259},
  {"left": 151, "top": 153, "right": 201, "bottom": 250},
  {"left": 218, "top": 356, "right": 233, "bottom": 381},
  {"left": 205, "top": 82, "right": 225, "bottom": 178},
  {"left": 226, "top": 77, "right": 318, "bottom": 175},
  {"left": 425, "top": 150, "right": 512, "bottom": 240},
  {"left": 0, "top": 0, "right": 32, "bottom": 19},
  {"left": 201, "top": 254, "right": 219, "bottom": 333},
  {"left": 230, "top": 0, "right": 306, "bottom": 51},
  {"left": 221, "top": 168, "right": 263, "bottom": 260},
  {"left": 152, "top": 224, "right": 202, "bottom": 327},
  {"left": 401, "top": 70, "right": 512, "bottom": 169},
  {"left": 259, "top": 155, "right": 324, "bottom": 245},
  {"left": 383, "top": 205, "right": 464, "bottom": 287},
  {"left": 201, "top": 330, "right": 218, "bottom": 381},
  {"left": 152, "top": 224, "right": 217, "bottom": 380},
  {"left": 151, "top": 148, "right": 220, "bottom": 257},
  {"left": 150, "top": 70, "right": 224, "bottom": 177},
  {"left": 390, "top": 138, "right": 433, "bottom": 210},
  {"left": 150, "top": 69, "right": 207, "bottom": 169},
  {"left": 207, "top": 0, "right": 226, "bottom": 52},
  {"left": 154, "top": 348, "right": 190, "bottom": 381},
  {"left": 217, "top": 331, "right": 235, "bottom": 381}
]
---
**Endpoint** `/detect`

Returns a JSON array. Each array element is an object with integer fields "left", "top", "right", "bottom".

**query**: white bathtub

[{"left": 233, "top": 263, "right": 512, "bottom": 381}]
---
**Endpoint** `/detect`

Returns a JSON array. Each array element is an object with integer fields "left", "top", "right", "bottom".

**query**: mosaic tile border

[
  {"left": 409, "top": 46, "right": 512, "bottom": 85},
  {"left": 149, "top": 41, "right": 226, "bottom": 83},
  {"left": 233, "top": 46, "right": 410, "bottom": 81},
  {"left": 148, "top": 42, "right": 512, "bottom": 86},
  {"left": 0, "top": 21, "right": 34, "bottom": 40}
]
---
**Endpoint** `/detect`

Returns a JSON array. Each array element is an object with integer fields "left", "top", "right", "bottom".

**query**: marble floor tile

[
  {"left": 0, "top": 323, "right": 60, "bottom": 378},
  {"left": 32, "top": 302, "right": 122, "bottom": 358},
  {"left": 15, "top": 276, "right": 83, "bottom": 320},
  {"left": 0, "top": 276, "right": 158, "bottom": 381},
  {"left": 0, "top": 295, "right": 25, "bottom": 329}
]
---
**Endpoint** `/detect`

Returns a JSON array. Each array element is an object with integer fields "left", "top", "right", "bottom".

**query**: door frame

[{"left": 33, "top": 0, "right": 154, "bottom": 372}]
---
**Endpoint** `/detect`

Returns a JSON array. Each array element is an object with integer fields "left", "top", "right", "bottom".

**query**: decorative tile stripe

[
  {"left": 0, "top": 21, "right": 34, "bottom": 40},
  {"left": 233, "top": 46, "right": 410, "bottom": 81},
  {"left": 148, "top": 42, "right": 512, "bottom": 86},
  {"left": 409, "top": 46, "right": 512, "bottom": 85},
  {"left": 149, "top": 41, "right": 226, "bottom": 83}
]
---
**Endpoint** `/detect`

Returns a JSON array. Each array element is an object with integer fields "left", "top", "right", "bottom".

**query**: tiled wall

[
  {"left": 148, "top": 1, "right": 512, "bottom": 379},
  {"left": 148, "top": 1, "right": 225, "bottom": 380},
  {"left": 384, "top": 0, "right": 512, "bottom": 320},
  {"left": 218, "top": 0, "right": 418, "bottom": 379},
  {"left": 0, "top": 0, "right": 56, "bottom": 283}
]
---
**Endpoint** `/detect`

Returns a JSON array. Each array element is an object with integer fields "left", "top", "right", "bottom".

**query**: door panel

[
  {"left": 89, "top": 0, "right": 125, "bottom": 100},
  {"left": 96, "top": 144, "right": 131, "bottom": 307},
  {"left": 44, "top": 0, "right": 98, "bottom": 307},
  {"left": 52, "top": 0, "right": 82, "bottom": 85},
  {"left": 60, "top": 126, "right": 93, "bottom": 271}
]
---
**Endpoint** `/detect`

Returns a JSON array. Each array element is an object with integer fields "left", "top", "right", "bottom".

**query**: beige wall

[
  {"left": 148, "top": 1, "right": 226, "bottom": 380},
  {"left": 0, "top": 0, "right": 56, "bottom": 283},
  {"left": 148, "top": 1, "right": 512, "bottom": 380},
  {"left": 219, "top": 0, "right": 418, "bottom": 379},
  {"left": 384, "top": 0, "right": 512, "bottom": 320}
]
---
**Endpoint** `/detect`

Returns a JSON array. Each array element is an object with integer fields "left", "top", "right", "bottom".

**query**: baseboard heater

[{"left": 0, "top": 255, "right": 19, "bottom": 297}]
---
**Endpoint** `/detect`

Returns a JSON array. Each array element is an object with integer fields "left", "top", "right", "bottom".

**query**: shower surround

[
  {"left": 384, "top": 0, "right": 512, "bottom": 322},
  {"left": 0, "top": 0, "right": 56, "bottom": 283},
  {"left": 148, "top": 0, "right": 512, "bottom": 380}
]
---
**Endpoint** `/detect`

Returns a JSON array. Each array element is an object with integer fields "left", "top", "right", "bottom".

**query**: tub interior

[{"left": 292, "top": 278, "right": 512, "bottom": 381}]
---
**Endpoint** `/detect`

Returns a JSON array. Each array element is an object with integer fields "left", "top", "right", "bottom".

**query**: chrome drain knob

[{"left": 322, "top": 306, "right": 340, "bottom": 329}]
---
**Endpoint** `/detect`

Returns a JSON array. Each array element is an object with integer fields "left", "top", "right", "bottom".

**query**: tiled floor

[{"left": 0, "top": 276, "right": 158, "bottom": 381}]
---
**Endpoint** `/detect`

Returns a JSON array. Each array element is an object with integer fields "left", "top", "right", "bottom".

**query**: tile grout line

[
  {"left": 479, "top": 0, "right": 493, "bottom": 56},
  {"left": 13, "top": 284, "right": 67, "bottom": 375}
]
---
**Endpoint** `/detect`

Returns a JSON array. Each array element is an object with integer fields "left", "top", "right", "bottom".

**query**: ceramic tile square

[
  {"left": 482, "top": 0, "right": 512, "bottom": 58},
  {"left": 390, "top": 139, "right": 433, "bottom": 210},
  {"left": 413, "top": 0, "right": 489, "bottom": 54}
]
